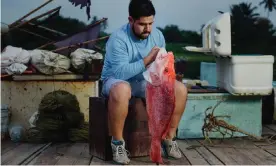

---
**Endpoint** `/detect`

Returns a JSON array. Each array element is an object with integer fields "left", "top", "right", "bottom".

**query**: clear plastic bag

[{"left": 9, "top": 125, "right": 25, "bottom": 142}]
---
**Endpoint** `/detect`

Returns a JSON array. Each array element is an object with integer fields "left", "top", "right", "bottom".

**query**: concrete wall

[{"left": 1, "top": 80, "right": 98, "bottom": 129}]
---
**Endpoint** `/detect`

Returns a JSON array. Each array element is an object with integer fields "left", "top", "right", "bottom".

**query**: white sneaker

[
  {"left": 111, "top": 140, "right": 130, "bottom": 165},
  {"left": 161, "top": 138, "right": 182, "bottom": 159}
]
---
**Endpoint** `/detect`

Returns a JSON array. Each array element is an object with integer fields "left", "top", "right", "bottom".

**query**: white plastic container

[{"left": 216, "top": 55, "right": 274, "bottom": 95}]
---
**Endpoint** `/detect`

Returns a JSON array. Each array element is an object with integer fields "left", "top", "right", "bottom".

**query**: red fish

[{"left": 143, "top": 48, "right": 176, "bottom": 164}]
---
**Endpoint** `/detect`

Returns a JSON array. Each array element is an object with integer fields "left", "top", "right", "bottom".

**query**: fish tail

[{"left": 150, "top": 138, "right": 164, "bottom": 164}]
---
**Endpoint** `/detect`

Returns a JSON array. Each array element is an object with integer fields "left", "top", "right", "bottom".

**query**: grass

[
  {"left": 165, "top": 42, "right": 216, "bottom": 79},
  {"left": 166, "top": 43, "right": 215, "bottom": 62}
]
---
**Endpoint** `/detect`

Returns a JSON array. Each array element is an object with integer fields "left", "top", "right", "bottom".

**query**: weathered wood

[
  {"left": 236, "top": 147, "right": 276, "bottom": 164},
  {"left": 2, "top": 125, "right": 276, "bottom": 165},
  {"left": 207, "top": 137, "right": 276, "bottom": 165},
  {"left": 255, "top": 127, "right": 276, "bottom": 150},
  {"left": 216, "top": 139, "right": 256, "bottom": 164},
  {"left": 27, "top": 143, "right": 72, "bottom": 165},
  {"left": 206, "top": 147, "right": 238, "bottom": 165},
  {"left": 1, "top": 141, "right": 21, "bottom": 154},
  {"left": 263, "top": 126, "right": 276, "bottom": 135},
  {"left": 188, "top": 140, "right": 224, "bottom": 165},
  {"left": 266, "top": 149, "right": 276, "bottom": 157},
  {"left": 224, "top": 147, "right": 256, "bottom": 164},
  {"left": 89, "top": 97, "right": 151, "bottom": 161},
  {"left": 129, "top": 156, "right": 154, "bottom": 165},
  {"left": 21, "top": 143, "right": 52, "bottom": 165},
  {"left": 177, "top": 140, "right": 209, "bottom": 165},
  {"left": 131, "top": 155, "right": 190, "bottom": 165},
  {"left": 266, "top": 125, "right": 276, "bottom": 132},
  {"left": 90, "top": 156, "right": 113, "bottom": 165},
  {"left": 55, "top": 143, "right": 92, "bottom": 165},
  {"left": 197, "top": 139, "right": 253, "bottom": 165},
  {"left": 89, "top": 97, "right": 112, "bottom": 160},
  {"left": 1, "top": 143, "right": 47, "bottom": 165}
]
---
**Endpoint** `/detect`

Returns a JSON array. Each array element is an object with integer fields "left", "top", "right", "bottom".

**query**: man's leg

[
  {"left": 102, "top": 78, "right": 131, "bottom": 164},
  {"left": 167, "top": 80, "right": 188, "bottom": 139},
  {"left": 162, "top": 80, "right": 188, "bottom": 159},
  {"left": 108, "top": 82, "right": 131, "bottom": 141}
]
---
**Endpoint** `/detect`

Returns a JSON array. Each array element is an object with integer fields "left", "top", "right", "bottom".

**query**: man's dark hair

[{"left": 129, "top": 0, "right": 156, "bottom": 20}]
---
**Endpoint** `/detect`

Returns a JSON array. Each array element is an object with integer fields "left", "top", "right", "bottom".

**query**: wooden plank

[
  {"left": 131, "top": 155, "right": 190, "bottom": 165},
  {"left": 266, "top": 149, "right": 276, "bottom": 156},
  {"left": 21, "top": 143, "right": 52, "bottom": 165},
  {"left": 266, "top": 125, "right": 276, "bottom": 132},
  {"left": 128, "top": 156, "right": 152, "bottom": 165},
  {"left": 90, "top": 157, "right": 113, "bottom": 165},
  {"left": 55, "top": 143, "right": 92, "bottom": 165},
  {"left": 222, "top": 148, "right": 255, "bottom": 164},
  {"left": 216, "top": 138, "right": 258, "bottom": 149},
  {"left": 197, "top": 139, "right": 244, "bottom": 165},
  {"left": 1, "top": 141, "right": 21, "bottom": 154},
  {"left": 263, "top": 126, "right": 276, "bottom": 135},
  {"left": 187, "top": 140, "right": 224, "bottom": 165},
  {"left": 198, "top": 138, "right": 257, "bottom": 149},
  {"left": 208, "top": 137, "right": 276, "bottom": 165},
  {"left": 177, "top": 140, "right": 209, "bottom": 165},
  {"left": 206, "top": 147, "right": 238, "bottom": 165},
  {"left": 27, "top": 143, "right": 72, "bottom": 165},
  {"left": 1, "top": 143, "right": 47, "bottom": 165},
  {"left": 236, "top": 147, "right": 276, "bottom": 165},
  {"left": 255, "top": 127, "right": 276, "bottom": 150},
  {"left": 207, "top": 138, "right": 259, "bottom": 164}
]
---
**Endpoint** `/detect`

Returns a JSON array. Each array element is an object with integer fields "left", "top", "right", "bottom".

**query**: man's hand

[{"left": 143, "top": 46, "right": 160, "bottom": 67}]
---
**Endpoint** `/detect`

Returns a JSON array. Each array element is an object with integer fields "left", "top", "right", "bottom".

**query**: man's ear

[{"left": 128, "top": 16, "right": 134, "bottom": 24}]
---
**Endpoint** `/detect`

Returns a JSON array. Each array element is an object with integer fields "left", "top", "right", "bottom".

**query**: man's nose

[{"left": 145, "top": 25, "right": 151, "bottom": 32}]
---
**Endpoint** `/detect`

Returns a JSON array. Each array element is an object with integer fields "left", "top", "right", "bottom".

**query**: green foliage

[
  {"left": 230, "top": 2, "right": 276, "bottom": 55},
  {"left": 259, "top": 0, "right": 276, "bottom": 17},
  {"left": 37, "top": 15, "right": 87, "bottom": 35},
  {"left": 157, "top": 25, "right": 202, "bottom": 46}
]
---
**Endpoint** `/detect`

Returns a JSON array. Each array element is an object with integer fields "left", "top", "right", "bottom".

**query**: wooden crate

[{"left": 89, "top": 97, "right": 151, "bottom": 161}]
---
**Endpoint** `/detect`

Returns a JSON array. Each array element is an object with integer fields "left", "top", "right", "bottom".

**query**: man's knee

[
  {"left": 109, "top": 82, "right": 132, "bottom": 102},
  {"left": 175, "top": 81, "right": 188, "bottom": 99}
]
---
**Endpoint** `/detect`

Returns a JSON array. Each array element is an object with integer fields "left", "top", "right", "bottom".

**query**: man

[{"left": 101, "top": 0, "right": 187, "bottom": 164}]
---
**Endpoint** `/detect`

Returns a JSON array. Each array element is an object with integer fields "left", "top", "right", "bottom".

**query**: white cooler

[
  {"left": 184, "top": 12, "right": 275, "bottom": 96},
  {"left": 216, "top": 55, "right": 274, "bottom": 95}
]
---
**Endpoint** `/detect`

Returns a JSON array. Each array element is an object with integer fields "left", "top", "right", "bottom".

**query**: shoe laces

[
  {"left": 117, "top": 144, "right": 130, "bottom": 157},
  {"left": 170, "top": 141, "right": 182, "bottom": 156}
]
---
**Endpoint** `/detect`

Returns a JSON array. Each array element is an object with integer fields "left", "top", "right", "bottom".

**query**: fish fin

[
  {"left": 143, "top": 69, "right": 152, "bottom": 84},
  {"left": 150, "top": 72, "right": 162, "bottom": 86}
]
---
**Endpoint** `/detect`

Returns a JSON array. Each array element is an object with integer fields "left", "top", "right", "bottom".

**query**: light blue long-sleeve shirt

[{"left": 101, "top": 23, "right": 166, "bottom": 82}]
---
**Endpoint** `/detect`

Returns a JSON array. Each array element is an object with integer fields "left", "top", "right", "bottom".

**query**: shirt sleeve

[
  {"left": 159, "top": 30, "right": 166, "bottom": 48},
  {"left": 106, "top": 36, "right": 146, "bottom": 81}
]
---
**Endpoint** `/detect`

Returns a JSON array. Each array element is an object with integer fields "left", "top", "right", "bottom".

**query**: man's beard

[{"left": 132, "top": 26, "right": 150, "bottom": 40}]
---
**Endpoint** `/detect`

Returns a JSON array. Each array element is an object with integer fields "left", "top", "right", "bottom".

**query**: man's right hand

[{"left": 143, "top": 46, "right": 160, "bottom": 67}]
